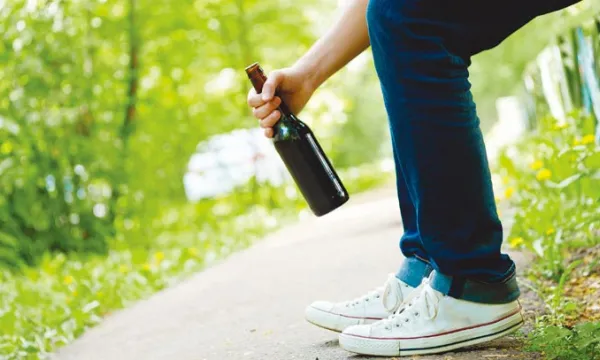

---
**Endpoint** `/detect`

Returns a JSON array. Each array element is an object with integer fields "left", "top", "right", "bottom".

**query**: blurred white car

[{"left": 183, "top": 128, "right": 290, "bottom": 202}]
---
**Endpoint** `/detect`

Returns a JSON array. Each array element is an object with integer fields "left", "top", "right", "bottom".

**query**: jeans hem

[
  {"left": 396, "top": 256, "right": 433, "bottom": 288},
  {"left": 429, "top": 269, "right": 521, "bottom": 304}
]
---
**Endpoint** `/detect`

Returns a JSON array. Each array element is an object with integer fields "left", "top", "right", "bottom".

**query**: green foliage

[
  {"left": 496, "top": 110, "right": 599, "bottom": 280},
  {"left": 0, "top": 0, "right": 121, "bottom": 266},
  {"left": 0, "top": 0, "right": 391, "bottom": 266},
  {"left": 528, "top": 322, "right": 600, "bottom": 360}
]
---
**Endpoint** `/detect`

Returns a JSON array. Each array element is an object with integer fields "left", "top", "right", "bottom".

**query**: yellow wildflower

[
  {"left": 573, "top": 138, "right": 581, "bottom": 146},
  {"left": 1, "top": 142, "right": 13, "bottom": 154},
  {"left": 536, "top": 168, "right": 552, "bottom": 181},
  {"left": 63, "top": 275, "right": 74, "bottom": 285},
  {"left": 546, "top": 228, "right": 555, "bottom": 235},
  {"left": 504, "top": 187, "right": 514, "bottom": 199},
  {"left": 502, "top": 176, "right": 510, "bottom": 185},
  {"left": 97, "top": 292, "right": 104, "bottom": 299},
  {"left": 581, "top": 134, "right": 595, "bottom": 145},
  {"left": 153, "top": 252, "right": 165, "bottom": 263},
  {"left": 72, "top": 290, "right": 78, "bottom": 297},
  {"left": 119, "top": 265, "right": 129, "bottom": 273},
  {"left": 142, "top": 263, "right": 152, "bottom": 271},
  {"left": 187, "top": 247, "right": 198, "bottom": 256},
  {"left": 530, "top": 160, "right": 544, "bottom": 171},
  {"left": 509, "top": 237, "right": 524, "bottom": 248}
]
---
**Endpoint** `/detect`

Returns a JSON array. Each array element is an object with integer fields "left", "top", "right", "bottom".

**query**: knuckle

[{"left": 268, "top": 70, "right": 282, "bottom": 83}]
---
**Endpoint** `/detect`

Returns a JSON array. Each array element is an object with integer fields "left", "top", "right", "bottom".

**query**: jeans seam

[{"left": 414, "top": 254, "right": 431, "bottom": 265}]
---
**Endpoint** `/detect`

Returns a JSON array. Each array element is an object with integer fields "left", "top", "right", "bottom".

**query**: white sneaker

[
  {"left": 304, "top": 273, "right": 417, "bottom": 332},
  {"left": 339, "top": 281, "right": 524, "bottom": 356}
]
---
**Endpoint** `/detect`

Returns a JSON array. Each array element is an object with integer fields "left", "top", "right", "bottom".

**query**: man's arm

[
  {"left": 252, "top": 0, "right": 370, "bottom": 137},
  {"left": 293, "top": 0, "right": 370, "bottom": 89}
]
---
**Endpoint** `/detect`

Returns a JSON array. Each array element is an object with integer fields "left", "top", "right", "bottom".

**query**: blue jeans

[{"left": 365, "top": 0, "right": 580, "bottom": 303}]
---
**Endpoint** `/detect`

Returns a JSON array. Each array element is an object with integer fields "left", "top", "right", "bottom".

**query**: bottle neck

[{"left": 277, "top": 101, "right": 293, "bottom": 119}]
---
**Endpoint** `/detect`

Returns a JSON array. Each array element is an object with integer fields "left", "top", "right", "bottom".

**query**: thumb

[{"left": 262, "top": 70, "right": 284, "bottom": 101}]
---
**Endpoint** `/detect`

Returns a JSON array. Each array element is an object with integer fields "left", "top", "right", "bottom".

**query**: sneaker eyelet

[
  {"left": 404, "top": 318, "right": 410, "bottom": 322},
  {"left": 414, "top": 312, "right": 419, "bottom": 317},
  {"left": 395, "top": 324, "right": 400, "bottom": 328}
]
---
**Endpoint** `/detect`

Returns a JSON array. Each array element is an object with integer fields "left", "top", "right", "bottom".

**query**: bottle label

[{"left": 305, "top": 133, "right": 345, "bottom": 196}]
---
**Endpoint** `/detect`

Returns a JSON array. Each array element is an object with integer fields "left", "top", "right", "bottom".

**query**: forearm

[{"left": 293, "top": 0, "right": 370, "bottom": 89}]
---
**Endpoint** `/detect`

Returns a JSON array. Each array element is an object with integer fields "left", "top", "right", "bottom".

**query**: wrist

[{"left": 292, "top": 56, "right": 326, "bottom": 93}]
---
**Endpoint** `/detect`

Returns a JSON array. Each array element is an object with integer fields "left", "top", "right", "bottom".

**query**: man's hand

[{"left": 246, "top": 66, "right": 317, "bottom": 138}]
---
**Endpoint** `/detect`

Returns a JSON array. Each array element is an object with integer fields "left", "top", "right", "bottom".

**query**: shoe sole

[
  {"left": 339, "top": 309, "right": 524, "bottom": 357},
  {"left": 305, "top": 305, "right": 384, "bottom": 333}
]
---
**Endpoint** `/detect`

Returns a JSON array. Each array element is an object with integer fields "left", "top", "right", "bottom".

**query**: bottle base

[{"left": 311, "top": 195, "right": 350, "bottom": 217}]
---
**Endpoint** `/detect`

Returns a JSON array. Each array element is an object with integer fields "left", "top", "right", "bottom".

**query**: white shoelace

[
  {"left": 380, "top": 280, "right": 440, "bottom": 330},
  {"left": 345, "top": 273, "right": 408, "bottom": 312},
  {"left": 382, "top": 274, "right": 408, "bottom": 313}
]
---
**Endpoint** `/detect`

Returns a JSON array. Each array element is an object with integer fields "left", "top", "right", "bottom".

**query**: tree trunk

[{"left": 110, "top": 0, "right": 139, "bottom": 230}]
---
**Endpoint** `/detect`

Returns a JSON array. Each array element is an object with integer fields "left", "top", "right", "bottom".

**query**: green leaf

[{"left": 547, "top": 173, "right": 583, "bottom": 189}]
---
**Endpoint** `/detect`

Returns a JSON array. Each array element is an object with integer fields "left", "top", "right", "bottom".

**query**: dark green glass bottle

[{"left": 245, "top": 62, "right": 349, "bottom": 216}]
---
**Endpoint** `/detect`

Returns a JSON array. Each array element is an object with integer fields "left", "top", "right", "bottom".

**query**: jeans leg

[
  {"left": 391, "top": 128, "right": 428, "bottom": 262},
  {"left": 365, "top": 0, "right": 533, "bottom": 303}
]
